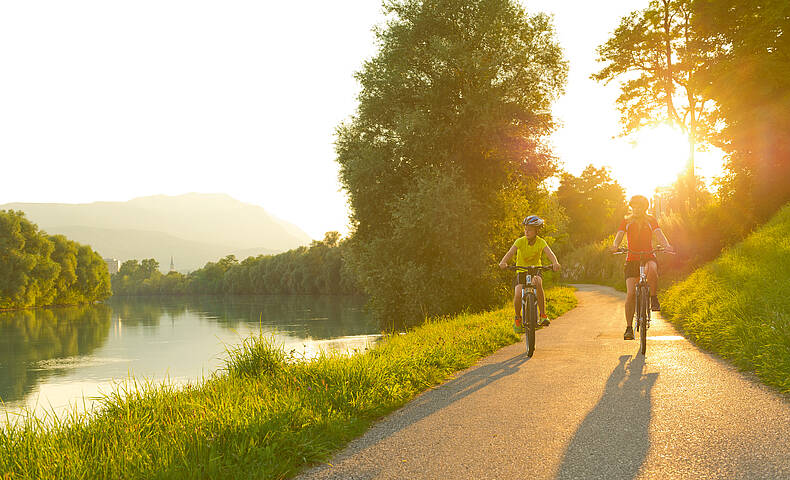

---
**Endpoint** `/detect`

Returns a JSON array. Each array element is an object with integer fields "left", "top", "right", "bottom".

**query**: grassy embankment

[
  {"left": 660, "top": 204, "right": 790, "bottom": 394},
  {"left": 0, "top": 287, "right": 577, "bottom": 479}
]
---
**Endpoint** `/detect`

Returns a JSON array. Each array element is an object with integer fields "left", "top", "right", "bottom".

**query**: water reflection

[
  {"left": 106, "top": 295, "right": 375, "bottom": 339},
  {"left": 0, "top": 295, "right": 377, "bottom": 420},
  {"left": 0, "top": 305, "right": 111, "bottom": 404}
]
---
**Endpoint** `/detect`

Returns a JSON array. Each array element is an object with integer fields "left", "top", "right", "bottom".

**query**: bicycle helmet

[
  {"left": 629, "top": 195, "right": 650, "bottom": 212},
  {"left": 522, "top": 215, "right": 544, "bottom": 228}
]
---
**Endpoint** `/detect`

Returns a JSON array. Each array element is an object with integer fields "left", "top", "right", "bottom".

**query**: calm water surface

[{"left": 0, "top": 295, "right": 378, "bottom": 422}]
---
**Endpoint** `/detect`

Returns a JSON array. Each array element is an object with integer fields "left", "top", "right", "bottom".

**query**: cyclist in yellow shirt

[{"left": 498, "top": 215, "right": 561, "bottom": 333}]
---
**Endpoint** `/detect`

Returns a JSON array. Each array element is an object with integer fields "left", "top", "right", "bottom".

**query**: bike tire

[
  {"left": 638, "top": 285, "right": 649, "bottom": 355},
  {"left": 525, "top": 293, "right": 537, "bottom": 357}
]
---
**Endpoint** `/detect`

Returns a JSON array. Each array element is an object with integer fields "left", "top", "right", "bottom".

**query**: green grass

[
  {"left": 0, "top": 287, "right": 577, "bottom": 480},
  {"left": 660, "top": 204, "right": 790, "bottom": 394}
]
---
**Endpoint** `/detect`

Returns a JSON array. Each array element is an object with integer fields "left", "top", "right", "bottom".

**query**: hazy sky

[{"left": 0, "top": 1, "right": 724, "bottom": 239}]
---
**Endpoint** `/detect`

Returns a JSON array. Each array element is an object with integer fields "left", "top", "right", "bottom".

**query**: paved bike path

[{"left": 296, "top": 284, "right": 790, "bottom": 480}]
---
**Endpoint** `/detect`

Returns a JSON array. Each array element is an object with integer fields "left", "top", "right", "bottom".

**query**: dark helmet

[
  {"left": 629, "top": 195, "right": 650, "bottom": 212},
  {"left": 522, "top": 215, "right": 545, "bottom": 228}
]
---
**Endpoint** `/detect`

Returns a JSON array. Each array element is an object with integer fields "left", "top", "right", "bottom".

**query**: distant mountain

[{"left": 1, "top": 194, "right": 313, "bottom": 272}]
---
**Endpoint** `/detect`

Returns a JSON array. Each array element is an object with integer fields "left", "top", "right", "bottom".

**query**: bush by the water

[
  {"left": 0, "top": 287, "right": 577, "bottom": 479},
  {"left": 661, "top": 203, "right": 790, "bottom": 393}
]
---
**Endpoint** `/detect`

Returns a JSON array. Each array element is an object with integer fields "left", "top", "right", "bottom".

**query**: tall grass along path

[{"left": 0, "top": 288, "right": 576, "bottom": 480}]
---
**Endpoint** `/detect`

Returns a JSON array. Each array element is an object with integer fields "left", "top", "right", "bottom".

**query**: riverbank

[{"left": 0, "top": 287, "right": 576, "bottom": 479}]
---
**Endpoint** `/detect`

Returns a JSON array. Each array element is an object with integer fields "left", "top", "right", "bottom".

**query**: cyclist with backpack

[
  {"left": 609, "top": 195, "right": 673, "bottom": 340},
  {"left": 498, "top": 215, "right": 561, "bottom": 333}
]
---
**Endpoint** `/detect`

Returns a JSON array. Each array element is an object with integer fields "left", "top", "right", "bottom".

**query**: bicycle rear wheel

[
  {"left": 638, "top": 285, "right": 649, "bottom": 355},
  {"left": 525, "top": 293, "right": 537, "bottom": 357}
]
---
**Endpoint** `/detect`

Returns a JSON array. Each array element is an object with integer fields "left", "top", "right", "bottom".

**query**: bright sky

[{"left": 0, "top": 1, "right": 724, "bottom": 239}]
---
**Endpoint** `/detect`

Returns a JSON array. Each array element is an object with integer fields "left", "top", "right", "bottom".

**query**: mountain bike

[
  {"left": 614, "top": 246, "right": 671, "bottom": 355},
  {"left": 508, "top": 265, "right": 554, "bottom": 357}
]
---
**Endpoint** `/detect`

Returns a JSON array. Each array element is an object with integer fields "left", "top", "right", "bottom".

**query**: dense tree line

[
  {"left": 110, "top": 232, "right": 361, "bottom": 296},
  {"left": 0, "top": 211, "right": 111, "bottom": 309},
  {"left": 336, "top": 0, "right": 567, "bottom": 326}
]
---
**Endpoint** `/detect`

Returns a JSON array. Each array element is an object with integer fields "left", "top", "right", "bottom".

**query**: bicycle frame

[
  {"left": 509, "top": 265, "right": 553, "bottom": 357},
  {"left": 520, "top": 274, "right": 537, "bottom": 306}
]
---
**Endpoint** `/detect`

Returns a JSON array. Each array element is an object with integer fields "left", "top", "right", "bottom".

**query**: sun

[{"left": 606, "top": 124, "right": 694, "bottom": 197}]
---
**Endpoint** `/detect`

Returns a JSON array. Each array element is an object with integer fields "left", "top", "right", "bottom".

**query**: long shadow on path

[
  {"left": 556, "top": 354, "right": 658, "bottom": 480},
  {"left": 381, "top": 352, "right": 530, "bottom": 430}
]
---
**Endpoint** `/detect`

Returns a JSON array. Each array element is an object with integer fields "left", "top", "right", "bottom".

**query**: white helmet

[{"left": 522, "top": 215, "right": 544, "bottom": 228}]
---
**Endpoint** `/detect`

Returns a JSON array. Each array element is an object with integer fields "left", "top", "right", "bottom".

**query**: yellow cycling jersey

[{"left": 513, "top": 235, "right": 547, "bottom": 267}]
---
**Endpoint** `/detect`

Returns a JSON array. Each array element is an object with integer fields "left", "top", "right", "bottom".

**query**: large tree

[
  {"left": 593, "top": 0, "right": 717, "bottom": 209},
  {"left": 693, "top": 0, "right": 790, "bottom": 220},
  {"left": 336, "top": 0, "right": 567, "bottom": 326}
]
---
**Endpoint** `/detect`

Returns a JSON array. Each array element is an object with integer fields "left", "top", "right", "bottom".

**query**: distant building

[
  {"left": 104, "top": 258, "right": 121, "bottom": 275},
  {"left": 170, "top": 256, "right": 175, "bottom": 272}
]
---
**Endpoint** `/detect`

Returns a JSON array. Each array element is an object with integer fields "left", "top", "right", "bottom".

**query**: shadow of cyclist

[{"left": 556, "top": 354, "right": 659, "bottom": 480}]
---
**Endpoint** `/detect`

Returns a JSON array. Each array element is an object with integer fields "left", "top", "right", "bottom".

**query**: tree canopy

[
  {"left": 593, "top": 0, "right": 717, "bottom": 140},
  {"left": 593, "top": 0, "right": 720, "bottom": 211}
]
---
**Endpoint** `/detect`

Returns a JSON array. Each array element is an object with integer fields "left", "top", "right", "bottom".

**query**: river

[{"left": 0, "top": 295, "right": 379, "bottom": 423}]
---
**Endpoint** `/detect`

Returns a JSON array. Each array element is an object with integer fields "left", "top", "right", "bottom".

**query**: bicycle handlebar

[
  {"left": 613, "top": 246, "right": 675, "bottom": 255},
  {"left": 506, "top": 265, "right": 555, "bottom": 272}
]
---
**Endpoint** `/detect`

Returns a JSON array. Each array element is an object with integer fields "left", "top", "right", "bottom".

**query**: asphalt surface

[{"left": 295, "top": 284, "right": 790, "bottom": 480}]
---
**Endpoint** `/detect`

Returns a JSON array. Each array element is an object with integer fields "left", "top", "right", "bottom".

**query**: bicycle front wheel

[
  {"left": 525, "top": 293, "right": 537, "bottom": 357},
  {"left": 638, "top": 285, "right": 649, "bottom": 355}
]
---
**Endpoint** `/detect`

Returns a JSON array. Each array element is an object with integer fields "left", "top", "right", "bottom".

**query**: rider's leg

[
  {"left": 513, "top": 284, "right": 523, "bottom": 319},
  {"left": 625, "top": 277, "right": 638, "bottom": 328},
  {"left": 646, "top": 260, "right": 658, "bottom": 294},
  {"left": 534, "top": 275, "right": 545, "bottom": 317},
  {"left": 646, "top": 260, "right": 661, "bottom": 310}
]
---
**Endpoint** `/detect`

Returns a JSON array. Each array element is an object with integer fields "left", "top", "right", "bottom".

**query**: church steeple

[{"left": 170, "top": 256, "right": 175, "bottom": 272}]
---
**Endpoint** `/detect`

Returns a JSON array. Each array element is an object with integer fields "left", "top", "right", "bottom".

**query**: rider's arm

[
  {"left": 610, "top": 231, "right": 625, "bottom": 252},
  {"left": 654, "top": 228, "right": 672, "bottom": 251},
  {"left": 543, "top": 245, "right": 561, "bottom": 271},
  {"left": 499, "top": 245, "right": 517, "bottom": 269}
]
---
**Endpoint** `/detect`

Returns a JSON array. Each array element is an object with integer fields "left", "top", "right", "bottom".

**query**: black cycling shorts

[
  {"left": 624, "top": 259, "right": 658, "bottom": 280},
  {"left": 513, "top": 271, "right": 542, "bottom": 288}
]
